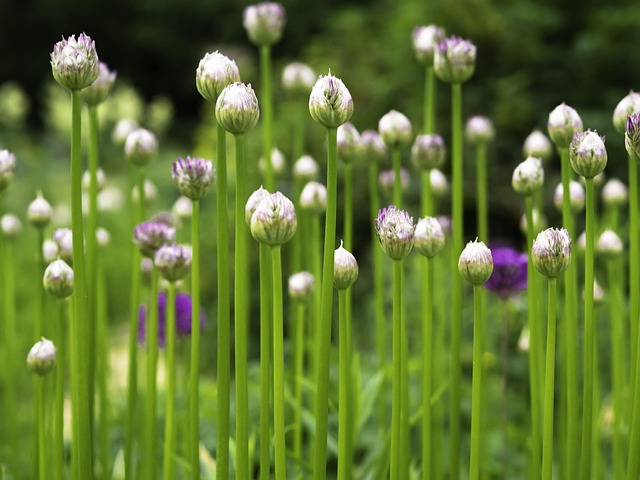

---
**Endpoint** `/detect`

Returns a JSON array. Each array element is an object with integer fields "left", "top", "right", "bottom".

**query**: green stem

[
  {"left": 424, "top": 66, "right": 436, "bottom": 134},
  {"left": 190, "top": 199, "right": 202, "bottom": 480},
  {"left": 609, "top": 260, "right": 625, "bottom": 480},
  {"left": 421, "top": 257, "right": 434, "bottom": 480},
  {"left": 542, "top": 278, "right": 558, "bottom": 480},
  {"left": 69, "top": 88, "right": 93, "bottom": 480},
  {"left": 97, "top": 255, "right": 110, "bottom": 480},
  {"left": 293, "top": 100, "right": 306, "bottom": 161},
  {"left": 55, "top": 300, "right": 67, "bottom": 480},
  {"left": 164, "top": 283, "right": 177, "bottom": 480},
  {"left": 215, "top": 119, "right": 231, "bottom": 480},
  {"left": 3, "top": 237, "right": 16, "bottom": 469},
  {"left": 312, "top": 127, "right": 338, "bottom": 480},
  {"left": 627, "top": 308, "right": 640, "bottom": 479},
  {"left": 260, "top": 44, "right": 274, "bottom": 191},
  {"left": 390, "top": 260, "right": 403, "bottom": 480},
  {"left": 392, "top": 148, "right": 402, "bottom": 208},
  {"left": 629, "top": 157, "right": 639, "bottom": 411},
  {"left": 449, "top": 82, "right": 463, "bottom": 480},
  {"left": 36, "top": 228, "right": 45, "bottom": 339},
  {"left": 234, "top": 133, "right": 250, "bottom": 480},
  {"left": 476, "top": 144, "right": 488, "bottom": 242},
  {"left": 271, "top": 246, "right": 287, "bottom": 480},
  {"left": 343, "top": 160, "right": 354, "bottom": 479},
  {"left": 421, "top": 170, "right": 433, "bottom": 217},
  {"left": 338, "top": 289, "right": 349, "bottom": 480},
  {"left": 37, "top": 375, "right": 46, "bottom": 480},
  {"left": 310, "top": 214, "right": 321, "bottom": 416},
  {"left": 293, "top": 301, "right": 306, "bottom": 459},
  {"left": 145, "top": 264, "right": 160, "bottom": 480},
  {"left": 259, "top": 243, "right": 272, "bottom": 480},
  {"left": 469, "top": 286, "right": 484, "bottom": 480},
  {"left": 580, "top": 177, "right": 596, "bottom": 480}
]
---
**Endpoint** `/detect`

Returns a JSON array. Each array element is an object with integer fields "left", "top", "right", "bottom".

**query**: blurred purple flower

[
  {"left": 138, "top": 292, "right": 206, "bottom": 347},
  {"left": 483, "top": 245, "right": 527, "bottom": 299}
]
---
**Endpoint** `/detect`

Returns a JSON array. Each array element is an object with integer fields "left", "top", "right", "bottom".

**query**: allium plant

[
  {"left": 172, "top": 156, "right": 215, "bottom": 201},
  {"left": 483, "top": 245, "right": 528, "bottom": 299},
  {"left": 523, "top": 129, "right": 553, "bottom": 162}
]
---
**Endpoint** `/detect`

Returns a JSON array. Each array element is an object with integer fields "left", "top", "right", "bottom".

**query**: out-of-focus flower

[
  {"left": 602, "top": 178, "right": 628, "bottom": 208},
  {"left": 27, "top": 192, "right": 53, "bottom": 229},
  {"left": 379, "top": 110, "right": 412, "bottom": 150},
  {"left": 0, "top": 149, "right": 16, "bottom": 192},
  {"left": 553, "top": 180, "right": 585, "bottom": 214},
  {"left": 379, "top": 168, "right": 409, "bottom": 196},
  {"left": 360, "top": 130, "right": 388, "bottom": 163},
  {"left": 523, "top": 129, "right": 553, "bottom": 162},
  {"left": 412, "top": 25, "right": 446, "bottom": 65},
  {"left": 155, "top": 243, "right": 192, "bottom": 283},
  {"left": 1, "top": 214, "right": 21, "bottom": 239},
  {"left": 243, "top": 2, "right": 286, "bottom": 46},
  {"left": 430, "top": 169, "right": 449, "bottom": 198},
  {"left": 483, "top": 245, "right": 527, "bottom": 299},
  {"left": 288, "top": 271, "right": 314, "bottom": 301},
  {"left": 413, "top": 216, "right": 445, "bottom": 258},
  {"left": 196, "top": 51, "right": 241, "bottom": 104},
  {"left": 433, "top": 36, "right": 476, "bottom": 84},
  {"left": 597, "top": 229, "right": 623, "bottom": 260},
  {"left": 337, "top": 122, "right": 362, "bottom": 163},
  {"left": 112, "top": 118, "right": 139, "bottom": 146},
  {"left": 613, "top": 90, "right": 640, "bottom": 134},
  {"left": 258, "top": 148, "right": 286, "bottom": 176},
  {"left": 172, "top": 196, "right": 193, "bottom": 220},
  {"left": 138, "top": 292, "right": 206, "bottom": 347},
  {"left": 411, "top": 134, "right": 445, "bottom": 171},
  {"left": 282, "top": 62, "right": 315, "bottom": 95},
  {"left": 547, "top": 103, "right": 583, "bottom": 148},
  {"left": 299, "top": 181, "right": 327, "bottom": 215},
  {"left": 293, "top": 155, "right": 319, "bottom": 182},
  {"left": 465, "top": 116, "right": 495, "bottom": 145},
  {"left": 82, "top": 168, "right": 106, "bottom": 192},
  {"left": 125, "top": 128, "right": 158, "bottom": 167},
  {"left": 82, "top": 61, "right": 116, "bottom": 106},
  {"left": 133, "top": 221, "right": 176, "bottom": 258}
]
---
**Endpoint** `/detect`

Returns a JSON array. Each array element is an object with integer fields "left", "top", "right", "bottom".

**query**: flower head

[
  {"left": 625, "top": 113, "right": 640, "bottom": 164},
  {"left": 602, "top": 178, "right": 628, "bottom": 207},
  {"left": 1, "top": 214, "right": 21, "bottom": 239},
  {"left": 216, "top": 82, "right": 260, "bottom": 135},
  {"left": 155, "top": 243, "right": 192, "bottom": 282},
  {"left": 27, "top": 192, "right": 53, "bottom": 229},
  {"left": 433, "top": 36, "right": 476, "bottom": 84},
  {"left": 430, "top": 169, "right": 449, "bottom": 198},
  {"left": 512, "top": 156, "right": 544, "bottom": 196},
  {"left": 375, "top": 206, "right": 414, "bottom": 261},
  {"left": 613, "top": 91, "right": 640, "bottom": 134},
  {"left": 465, "top": 116, "right": 495, "bottom": 145},
  {"left": 82, "top": 61, "right": 116, "bottom": 106},
  {"left": 125, "top": 128, "right": 158, "bottom": 167},
  {"left": 282, "top": 62, "right": 316, "bottom": 95},
  {"left": 412, "top": 25, "right": 446, "bottom": 65},
  {"left": 27, "top": 338, "right": 57, "bottom": 376},
  {"left": 288, "top": 271, "right": 314, "bottom": 301},
  {"left": 82, "top": 168, "right": 106, "bottom": 192},
  {"left": 532, "top": 227, "right": 572, "bottom": 279},
  {"left": 458, "top": 240, "right": 494, "bottom": 285},
  {"left": 293, "top": 155, "right": 319, "bottom": 182},
  {"left": 96, "top": 227, "right": 110, "bottom": 248},
  {"left": 299, "top": 181, "right": 327, "bottom": 215},
  {"left": 379, "top": 168, "right": 409, "bottom": 197},
  {"left": 553, "top": 180, "right": 585, "bottom": 214},
  {"left": 138, "top": 292, "right": 206, "bottom": 347},
  {"left": 333, "top": 241, "right": 359, "bottom": 290},
  {"left": 597, "top": 229, "right": 623, "bottom": 260},
  {"left": 245, "top": 186, "right": 270, "bottom": 225},
  {"left": 43, "top": 259, "right": 74, "bottom": 299},
  {"left": 172, "top": 156, "right": 215, "bottom": 201},
  {"left": 483, "top": 245, "right": 527, "bottom": 299},
  {"left": 378, "top": 110, "right": 413, "bottom": 150},
  {"left": 50, "top": 33, "right": 99, "bottom": 91},
  {"left": 0, "top": 149, "right": 16, "bottom": 192},
  {"left": 547, "top": 103, "right": 583, "bottom": 148},
  {"left": 196, "top": 51, "right": 241, "bottom": 104},
  {"left": 413, "top": 216, "right": 445, "bottom": 258},
  {"left": 569, "top": 130, "right": 607, "bottom": 179},
  {"left": 112, "top": 118, "right": 139, "bottom": 146},
  {"left": 523, "top": 129, "right": 553, "bottom": 162},
  {"left": 133, "top": 221, "right": 176, "bottom": 258},
  {"left": 243, "top": 2, "right": 286, "bottom": 46},
  {"left": 42, "top": 239, "right": 59, "bottom": 264},
  {"left": 309, "top": 72, "right": 354, "bottom": 129},
  {"left": 411, "top": 134, "right": 445, "bottom": 171},
  {"left": 53, "top": 228, "right": 73, "bottom": 264},
  {"left": 173, "top": 196, "right": 193, "bottom": 220},
  {"left": 250, "top": 191, "right": 297, "bottom": 246},
  {"left": 337, "top": 122, "right": 362, "bottom": 163},
  {"left": 258, "top": 147, "right": 286, "bottom": 176},
  {"left": 360, "top": 130, "right": 388, "bottom": 164}
]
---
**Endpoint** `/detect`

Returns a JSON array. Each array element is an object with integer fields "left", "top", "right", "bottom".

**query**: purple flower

[
  {"left": 138, "top": 292, "right": 206, "bottom": 347},
  {"left": 483, "top": 245, "right": 528, "bottom": 299}
]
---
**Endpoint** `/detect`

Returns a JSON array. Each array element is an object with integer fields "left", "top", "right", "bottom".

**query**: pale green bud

[
  {"left": 250, "top": 192, "right": 297, "bottom": 246},
  {"left": 215, "top": 82, "right": 260, "bottom": 135},
  {"left": 569, "top": 130, "right": 607, "bottom": 179},
  {"left": 125, "top": 128, "right": 158, "bottom": 167},
  {"left": 379, "top": 110, "right": 413, "bottom": 150},
  {"left": 532, "top": 227, "right": 572, "bottom": 279},
  {"left": 300, "top": 181, "right": 327, "bottom": 215},
  {"left": 43, "top": 259, "right": 74, "bottom": 299},
  {"left": 27, "top": 192, "right": 53, "bottom": 229},
  {"left": 155, "top": 243, "right": 192, "bottom": 282},
  {"left": 413, "top": 216, "right": 445, "bottom": 258},
  {"left": 288, "top": 271, "right": 314, "bottom": 300},
  {"left": 458, "top": 239, "right": 493, "bottom": 285},
  {"left": 196, "top": 51, "right": 241, "bottom": 103},
  {"left": 309, "top": 72, "right": 353, "bottom": 129},
  {"left": 333, "top": 241, "right": 359, "bottom": 290},
  {"left": 50, "top": 33, "right": 99, "bottom": 91},
  {"left": 613, "top": 90, "right": 640, "bottom": 134},
  {"left": 547, "top": 103, "right": 583, "bottom": 148},
  {"left": 82, "top": 61, "right": 116, "bottom": 106},
  {"left": 512, "top": 156, "right": 544, "bottom": 196}
]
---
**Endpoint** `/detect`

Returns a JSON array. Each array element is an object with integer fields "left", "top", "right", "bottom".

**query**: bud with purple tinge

[
  {"left": 434, "top": 36, "right": 476, "bottom": 84},
  {"left": 50, "top": 33, "right": 99, "bottom": 91},
  {"left": 625, "top": 113, "right": 640, "bottom": 164},
  {"left": 155, "top": 243, "right": 192, "bottom": 282},
  {"left": 133, "top": 221, "right": 176, "bottom": 258},
  {"left": 196, "top": 51, "right": 241, "bottom": 104},
  {"left": 250, "top": 192, "right": 297, "bottom": 246},
  {"left": 375, "top": 206, "right": 414, "bottom": 261},
  {"left": 82, "top": 61, "right": 116, "bottom": 106},
  {"left": 547, "top": 103, "right": 583, "bottom": 148},
  {"left": 411, "top": 134, "right": 445, "bottom": 170},
  {"left": 569, "top": 130, "right": 607, "bottom": 179},
  {"left": 532, "top": 227, "right": 572, "bottom": 279},
  {"left": 412, "top": 25, "right": 446, "bottom": 65},
  {"left": 172, "top": 156, "right": 215, "bottom": 201},
  {"left": 243, "top": 2, "right": 286, "bottom": 46},
  {"left": 458, "top": 240, "right": 493, "bottom": 285},
  {"left": 125, "top": 129, "right": 158, "bottom": 167},
  {"left": 309, "top": 72, "right": 353, "bottom": 129},
  {"left": 216, "top": 82, "right": 260, "bottom": 135},
  {"left": 361, "top": 130, "right": 388, "bottom": 164}
]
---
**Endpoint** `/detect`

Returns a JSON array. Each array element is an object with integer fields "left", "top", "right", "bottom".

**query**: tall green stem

[
  {"left": 476, "top": 144, "right": 488, "bottom": 242},
  {"left": 580, "top": 177, "right": 596, "bottom": 480},
  {"left": 260, "top": 44, "right": 274, "bottom": 191},
  {"left": 449, "top": 82, "right": 463, "bottom": 480},
  {"left": 97, "top": 253, "right": 110, "bottom": 480},
  {"left": 469, "top": 286, "right": 484, "bottom": 480},
  {"left": 55, "top": 299, "right": 67, "bottom": 480},
  {"left": 627, "top": 308, "right": 640, "bottom": 479},
  {"left": 69, "top": 89, "right": 93, "bottom": 480},
  {"left": 312, "top": 127, "right": 338, "bottom": 480},
  {"left": 629, "top": 157, "right": 639, "bottom": 407},
  {"left": 190, "top": 199, "right": 202, "bottom": 480},
  {"left": 164, "top": 283, "right": 177, "bottom": 480},
  {"left": 423, "top": 66, "right": 436, "bottom": 134},
  {"left": 421, "top": 257, "right": 434, "bottom": 480},
  {"left": 293, "top": 301, "right": 306, "bottom": 460},
  {"left": 3, "top": 236, "right": 16, "bottom": 470},
  {"left": 145, "top": 264, "right": 160, "bottom": 480},
  {"left": 259, "top": 243, "right": 272, "bottom": 480},
  {"left": 390, "top": 260, "right": 403, "bottom": 480},
  {"left": 37, "top": 375, "right": 46, "bottom": 480},
  {"left": 608, "top": 260, "right": 625, "bottom": 480},
  {"left": 271, "top": 246, "right": 287, "bottom": 480},
  {"left": 392, "top": 149, "right": 402, "bottom": 208},
  {"left": 542, "top": 278, "right": 558, "bottom": 480},
  {"left": 338, "top": 289, "right": 349, "bottom": 480},
  {"left": 343, "top": 160, "right": 354, "bottom": 479},
  {"left": 310, "top": 214, "right": 322, "bottom": 412}
]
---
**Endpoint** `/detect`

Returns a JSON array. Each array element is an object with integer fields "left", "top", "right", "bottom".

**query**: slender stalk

[
  {"left": 55, "top": 300, "right": 67, "bottom": 480},
  {"left": 96, "top": 252, "right": 110, "bottom": 480},
  {"left": 259, "top": 243, "right": 272, "bottom": 480},
  {"left": 3, "top": 236, "right": 17, "bottom": 469},
  {"left": 423, "top": 66, "right": 436, "bottom": 134},
  {"left": 343, "top": 160, "right": 354, "bottom": 479},
  {"left": 421, "top": 257, "right": 434, "bottom": 480},
  {"left": 164, "top": 283, "right": 177, "bottom": 480},
  {"left": 293, "top": 301, "right": 306, "bottom": 459},
  {"left": 36, "top": 228, "right": 45, "bottom": 338},
  {"left": 338, "top": 289, "right": 349, "bottom": 480},
  {"left": 190, "top": 199, "right": 202, "bottom": 480},
  {"left": 271, "top": 246, "right": 287, "bottom": 480},
  {"left": 145, "top": 264, "right": 160, "bottom": 480},
  {"left": 476, "top": 144, "right": 488, "bottom": 242},
  {"left": 580, "top": 177, "right": 596, "bottom": 480},
  {"left": 69, "top": 89, "right": 93, "bottom": 480},
  {"left": 608, "top": 259, "right": 625, "bottom": 480},
  {"left": 629, "top": 158, "right": 639, "bottom": 407},
  {"left": 542, "top": 278, "right": 558, "bottom": 480},
  {"left": 392, "top": 148, "right": 402, "bottom": 208},
  {"left": 390, "top": 260, "right": 403, "bottom": 480},
  {"left": 469, "top": 286, "right": 485, "bottom": 480},
  {"left": 628, "top": 306, "right": 640, "bottom": 479},
  {"left": 310, "top": 214, "right": 322, "bottom": 397},
  {"left": 260, "top": 44, "right": 274, "bottom": 191},
  {"left": 500, "top": 300, "right": 509, "bottom": 478},
  {"left": 37, "top": 375, "right": 46, "bottom": 480},
  {"left": 312, "top": 127, "right": 338, "bottom": 480}
]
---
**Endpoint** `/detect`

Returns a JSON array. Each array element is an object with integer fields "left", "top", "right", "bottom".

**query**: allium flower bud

[
  {"left": 112, "top": 118, "right": 139, "bottom": 146},
  {"left": 413, "top": 216, "right": 445, "bottom": 258},
  {"left": 250, "top": 191, "right": 297, "bottom": 246},
  {"left": 593, "top": 279, "right": 604, "bottom": 304},
  {"left": 50, "top": 33, "right": 99, "bottom": 91},
  {"left": 155, "top": 243, "right": 192, "bottom": 282},
  {"left": 375, "top": 206, "right": 414, "bottom": 261},
  {"left": 360, "top": 130, "right": 388, "bottom": 163},
  {"left": 1, "top": 214, "right": 21, "bottom": 239},
  {"left": 215, "top": 82, "right": 260, "bottom": 135},
  {"left": 43, "top": 259, "right": 74, "bottom": 299},
  {"left": 293, "top": 155, "right": 319, "bottom": 182},
  {"left": 172, "top": 196, "right": 193, "bottom": 220},
  {"left": 378, "top": 110, "right": 413, "bottom": 150},
  {"left": 569, "top": 130, "right": 607, "bottom": 179},
  {"left": 430, "top": 169, "right": 449, "bottom": 198},
  {"left": 625, "top": 113, "right": 640, "bottom": 164},
  {"left": 553, "top": 181, "right": 585, "bottom": 214},
  {"left": 465, "top": 116, "right": 495, "bottom": 145},
  {"left": 602, "top": 178, "right": 628, "bottom": 207},
  {"left": 27, "top": 192, "right": 53, "bottom": 229},
  {"left": 82, "top": 168, "right": 106, "bottom": 192},
  {"left": 82, "top": 61, "right": 116, "bottom": 106},
  {"left": 523, "top": 129, "right": 553, "bottom": 162},
  {"left": 379, "top": 168, "right": 409, "bottom": 196},
  {"left": 0, "top": 149, "right": 16, "bottom": 192},
  {"left": 309, "top": 72, "right": 354, "bottom": 129},
  {"left": 532, "top": 227, "right": 572, "bottom": 279},
  {"left": 243, "top": 2, "right": 286, "bottom": 46},
  {"left": 172, "top": 156, "right": 215, "bottom": 201},
  {"left": 288, "top": 271, "right": 315, "bottom": 300},
  {"left": 458, "top": 240, "right": 494, "bottom": 285},
  {"left": 436, "top": 215, "right": 452, "bottom": 236},
  {"left": 597, "top": 229, "right": 623, "bottom": 259},
  {"left": 411, "top": 134, "right": 446, "bottom": 170},
  {"left": 337, "top": 122, "right": 362, "bottom": 163},
  {"left": 96, "top": 227, "right": 110, "bottom": 248},
  {"left": 258, "top": 148, "right": 286, "bottom": 176},
  {"left": 125, "top": 128, "right": 158, "bottom": 167},
  {"left": 43, "top": 239, "right": 59, "bottom": 264},
  {"left": 333, "top": 241, "right": 359, "bottom": 290},
  {"left": 512, "top": 156, "right": 544, "bottom": 196},
  {"left": 133, "top": 221, "right": 176, "bottom": 258},
  {"left": 613, "top": 91, "right": 640, "bottom": 134},
  {"left": 518, "top": 326, "right": 530, "bottom": 353},
  {"left": 196, "top": 51, "right": 241, "bottom": 104},
  {"left": 547, "top": 103, "right": 583, "bottom": 148},
  {"left": 282, "top": 62, "right": 316, "bottom": 95},
  {"left": 245, "top": 186, "right": 270, "bottom": 225},
  {"left": 300, "top": 181, "right": 327, "bottom": 215},
  {"left": 520, "top": 209, "right": 547, "bottom": 237},
  {"left": 412, "top": 25, "right": 446, "bottom": 65},
  {"left": 433, "top": 36, "right": 476, "bottom": 84},
  {"left": 27, "top": 338, "right": 57, "bottom": 376}
]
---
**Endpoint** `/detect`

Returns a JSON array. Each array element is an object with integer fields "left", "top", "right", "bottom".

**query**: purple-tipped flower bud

[
  {"left": 414, "top": 216, "right": 445, "bottom": 258},
  {"left": 379, "top": 168, "right": 409, "bottom": 197},
  {"left": 155, "top": 243, "right": 192, "bottom": 282},
  {"left": 602, "top": 178, "right": 628, "bottom": 207},
  {"left": 412, "top": 25, "right": 446, "bottom": 65},
  {"left": 172, "top": 196, "right": 193, "bottom": 220},
  {"left": 172, "top": 156, "right": 215, "bottom": 201},
  {"left": 125, "top": 128, "right": 158, "bottom": 167},
  {"left": 96, "top": 227, "right": 110, "bottom": 248},
  {"left": 289, "top": 271, "right": 315, "bottom": 300},
  {"left": 309, "top": 72, "right": 354, "bottom": 129},
  {"left": 258, "top": 148, "right": 286, "bottom": 176},
  {"left": 375, "top": 206, "right": 414, "bottom": 261},
  {"left": 434, "top": 36, "right": 476, "bottom": 84},
  {"left": 625, "top": 113, "right": 640, "bottom": 164},
  {"left": 27, "top": 338, "right": 57, "bottom": 376},
  {"left": 245, "top": 186, "right": 270, "bottom": 225},
  {"left": 411, "top": 134, "right": 446, "bottom": 170},
  {"left": 82, "top": 61, "right": 116, "bottom": 106},
  {"left": 430, "top": 169, "right": 449, "bottom": 198},
  {"left": 112, "top": 118, "right": 139, "bottom": 146},
  {"left": 458, "top": 240, "right": 494, "bottom": 285},
  {"left": 512, "top": 156, "right": 544, "bottom": 196},
  {"left": 215, "top": 82, "right": 260, "bottom": 135},
  {"left": 282, "top": 62, "right": 315, "bottom": 95},
  {"left": 196, "top": 51, "right": 241, "bottom": 104},
  {"left": 569, "top": 130, "right": 607, "bottom": 179},
  {"left": 243, "top": 2, "right": 286, "bottom": 46},
  {"left": 597, "top": 229, "right": 623, "bottom": 259},
  {"left": 532, "top": 227, "right": 572, "bottom": 279},
  {"left": 82, "top": 168, "right": 106, "bottom": 192},
  {"left": 1, "top": 214, "right": 21, "bottom": 239},
  {"left": 337, "top": 122, "right": 362, "bottom": 163},
  {"left": 250, "top": 191, "right": 297, "bottom": 246},
  {"left": 465, "top": 116, "right": 495, "bottom": 145},
  {"left": 360, "top": 130, "right": 388, "bottom": 163},
  {"left": 293, "top": 155, "right": 319, "bottom": 182},
  {"left": 378, "top": 110, "right": 413, "bottom": 150},
  {"left": 300, "top": 181, "right": 327, "bottom": 215},
  {"left": 553, "top": 180, "right": 585, "bottom": 214},
  {"left": 523, "top": 129, "right": 553, "bottom": 162},
  {"left": 133, "top": 221, "right": 176, "bottom": 258},
  {"left": 43, "top": 259, "right": 74, "bottom": 299},
  {"left": 50, "top": 33, "right": 99, "bottom": 91},
  {"left": 0, "top": 149, "right": 16, "bottom": 192},
  {"left": 613, "top": 91, "right": 640, "bottom": 134},
  {"left": 333, "top": 241, "right": 359, "bottom": 290},
  {"left": 27, "top": 192, "right": 53, "bottom": 229},
  {"left": 43, "top": 239, "right": 59, "bottom": 264},
  {"left": 547, "top": 103, "right": 583, "bottom": 148}
]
